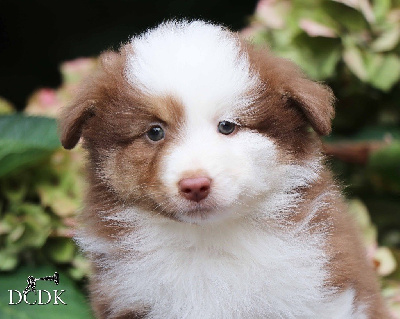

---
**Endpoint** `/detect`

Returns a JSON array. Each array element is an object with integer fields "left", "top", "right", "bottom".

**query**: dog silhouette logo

[{"left": 23, "top": 272, "right": 60, "bottom": 295}]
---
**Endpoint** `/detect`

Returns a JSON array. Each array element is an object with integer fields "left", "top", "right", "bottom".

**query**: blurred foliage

[
  {"left": 0, "top": 115, "right": 60, "bottom": 177},
  {"left": 0, "top": 59, "right": 95, "bottom": 284},
  {"left": 244, "top": 0, "right": 400, "bottom": 133},
  {"left": 0, "top": 1, "right": 399, "bottom": 316},
  {"left": 0, "top": 98, "right": 14, "bottom": 115},
  {"left": 244, "top": 0, "right": 400, "bottom": 315},
  {"left": 0, "top": 138, "right": 89, "bottom": 277}
]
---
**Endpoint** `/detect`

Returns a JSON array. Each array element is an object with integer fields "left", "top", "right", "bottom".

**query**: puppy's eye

[
  {"left": 218, "top": 121, "right": 236, "bottom": 135},
  {"left": 147, "top": 125, "right": 165, "bottom": 141}
]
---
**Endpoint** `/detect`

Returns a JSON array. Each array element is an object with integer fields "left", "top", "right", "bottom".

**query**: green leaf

[
  {"left": 45, "top": 238, "right": 76, "bottom": 263},
  {"left": 293, "top": 2, "right": 339, "bottom": 34},
  {"left": 0, "top": 265, "right": 93, "bottom": 319},
  {"left": 372, "top": 0, "right": 391, "bottom": 23},
  {"left": 343, "top": 43, "right": 368, "bottom": 81},
  {"left": 278, "top": 34, "right": 341, "bottom": 80},
  {"left": 369, "top": 54, "right": 400, "bottom": 91},
  {"left": 68, "top": 255, "right": 91, "bottom": 281},
  {"left": 0, "top": 98, "right": 14, "bottom": 115},
  {"left": 37, "top": 185, "right": 79, "bottom": 217},
  {"left": 0, "top": 114, "right": 61, "bottom": 177},
  {"left": 5, "top": 204, "right": 52, "bottom": 251},
  {"left": 321, "top": 1, "right": 369, "bottom": 32},
  {"left": 371, "top": 26, "right": 400, "bottom": 52},
  {"left": 0, "top": 251, "right": 18, "bottom": 271},
  {"left": 343, "top": 41, "right": 400, "bottom": 91},
  {"left": 0, "top": 178, "right": 28, "bottom": 206},
  {"left": 347, "top": 198, "right": 377, "bottom": 246}
]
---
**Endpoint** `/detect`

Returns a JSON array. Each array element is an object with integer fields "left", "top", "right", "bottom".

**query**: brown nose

[{"left": 178, "top": 177, "right": 211, "bottom": 202}]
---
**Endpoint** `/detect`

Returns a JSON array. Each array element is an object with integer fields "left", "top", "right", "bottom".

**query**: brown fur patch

[
  {"left": 89, "top": 265, "right": 149, "bottom": 319},
  {"left": 236, "top": 40, "right": 334, "bottom": 160},
  {"left": 59, "top": 48, "right": 187, "bottom": 232},
  {"left": 284, "top": 169, "right": 390, "bottom": 317}
]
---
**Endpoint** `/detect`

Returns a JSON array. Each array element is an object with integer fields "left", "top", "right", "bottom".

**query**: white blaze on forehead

[{"left": 125, "top": 20, "right": 261, "bottom": 116}]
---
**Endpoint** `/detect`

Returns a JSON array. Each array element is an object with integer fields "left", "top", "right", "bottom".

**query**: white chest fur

[{"left": 78, "top": 212, "right": 365, "bottom": 319}]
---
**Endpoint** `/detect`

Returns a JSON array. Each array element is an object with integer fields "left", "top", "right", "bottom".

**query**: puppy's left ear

[{"left": 286, "top": 77, "right": 335, "bottom": 136}]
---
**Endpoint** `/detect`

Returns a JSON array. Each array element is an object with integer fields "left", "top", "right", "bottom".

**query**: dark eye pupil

[
  {"left": 147, "top": 126, "right": 165, "bottom": 141},
  {"left": 218, "top": 121, "right": 236, "bottom": 135}
]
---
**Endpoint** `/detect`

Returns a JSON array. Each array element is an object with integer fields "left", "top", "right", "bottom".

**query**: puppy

[{"left": 59, "top": 20, "right": 389, "bottom": 319}]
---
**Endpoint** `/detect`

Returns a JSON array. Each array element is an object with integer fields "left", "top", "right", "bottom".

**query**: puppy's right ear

[
  {"left": 59, "top": 98, "right": 95, "bottom": 150},
  {"left": 59, "top": 51, "right": 121, "bottom": 149}
]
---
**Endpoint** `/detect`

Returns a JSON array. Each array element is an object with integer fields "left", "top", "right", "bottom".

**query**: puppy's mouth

[
  {"left": 179, "top": 199, "right": 216, "bottom": 215},
  {"left": 173, "top": 197, "right": 234, "bottom": 224},
  {"left": 181, "top": 209, "right": 214, "bottom": 221},
  {"left": 149, "top": 193, "right": 218, "bottom": 223}
]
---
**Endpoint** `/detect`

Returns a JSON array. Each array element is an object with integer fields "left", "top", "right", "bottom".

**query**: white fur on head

[{"left": 125, "top": 20, "right": 261, "bottom": 114}]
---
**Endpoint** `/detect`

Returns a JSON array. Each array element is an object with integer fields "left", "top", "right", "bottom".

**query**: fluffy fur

[{"left": 59, "top": 20, "right": 390, "bottom": 318}]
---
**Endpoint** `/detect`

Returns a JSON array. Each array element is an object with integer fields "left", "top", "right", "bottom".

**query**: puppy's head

[{"left": 59, "top": 21, "right": 334, "bottom": 224}]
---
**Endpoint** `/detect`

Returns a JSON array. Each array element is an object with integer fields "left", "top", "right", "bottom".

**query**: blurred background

[{"left": 0, "top": 0, "right": 399, "bottom": 318}]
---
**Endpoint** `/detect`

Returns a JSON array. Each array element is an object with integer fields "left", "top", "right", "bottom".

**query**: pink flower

[
  {"left": 38, "top": 88, "right": 57, "bottom": 106},
  {"left": 299, "top": 19, "right": 337, "bottom": 38},
  {"left": 60, "top": 58, "right": 97, "bottom": 85},
  {"left": 256, "top": 0, "right": 290, "bottom": 29},
  {"left": 25, "top": 88, "right": 62, "bottom": 117}
]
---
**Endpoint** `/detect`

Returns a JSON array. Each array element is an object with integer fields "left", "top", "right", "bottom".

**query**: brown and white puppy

[{"left": 59, "top": 21, "right": 389, "bottom": 319}]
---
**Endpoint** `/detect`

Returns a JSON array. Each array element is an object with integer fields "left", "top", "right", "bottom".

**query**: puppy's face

[{"left": 60, "top": 21, "right": 334, "bottom": 224}]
